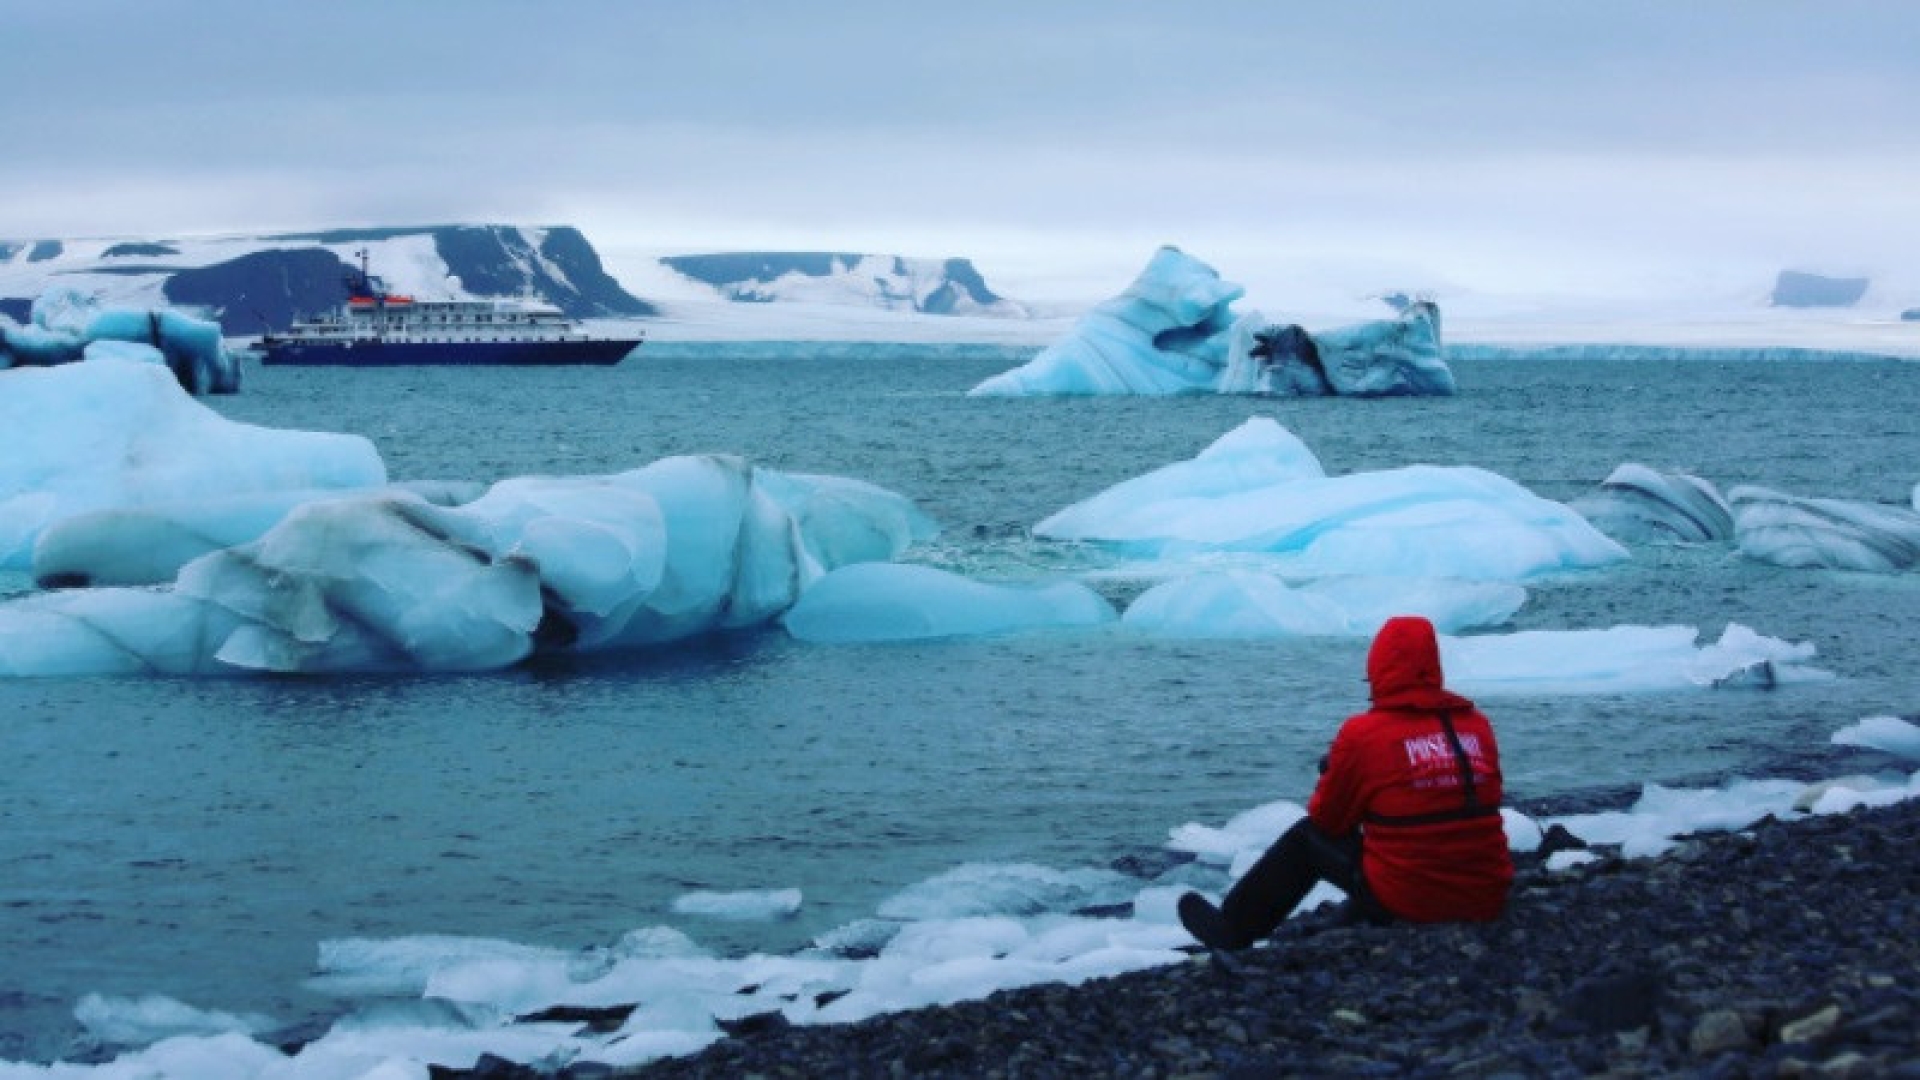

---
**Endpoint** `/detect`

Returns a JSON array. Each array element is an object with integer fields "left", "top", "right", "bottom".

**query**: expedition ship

[{"left": 256, "top": 250, "right": 643, "bottom": 366}]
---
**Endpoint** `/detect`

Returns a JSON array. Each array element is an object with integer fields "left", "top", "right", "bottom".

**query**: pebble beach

[{"left": 434, "top": 797, "right": 1918, "bottom": 1079}]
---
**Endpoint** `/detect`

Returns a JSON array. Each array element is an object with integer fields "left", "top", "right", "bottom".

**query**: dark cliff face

[
  {"left": 920, "top": 258, "right": 1004, "bottom": 314},
  {"left": 103, "top": 242, "right": 181, "bottom": 259},
  {"left": 1770, "top": 270, "right": 1870, "bottom": 308},
  {"left": 431, "top": 226, "right": 656, "bottom": 319},
  {"left": 163, "top": 249, "right": 353, "bottom": 334},
  {"left": 147, "top": 225, "right": 655, "bottom": 332}
]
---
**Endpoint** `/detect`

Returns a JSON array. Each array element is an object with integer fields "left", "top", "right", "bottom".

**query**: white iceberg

[
  {"left": 1037, "top": 417, "right": 1627, "bottom": 582},
  {"left": 781, "top": 562, "right": 1117, "bottom": 643},
  {"left": 1730, "top": 484, "right": 1920, "bottom": 571},
  {"left": 0, "top": 360, "right": 384, "bottom": 571}
]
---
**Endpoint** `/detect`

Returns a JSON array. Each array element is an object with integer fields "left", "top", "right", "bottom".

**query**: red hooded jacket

[{"left": 1307, "top": 616, "right": 1513, "bottom": 922}]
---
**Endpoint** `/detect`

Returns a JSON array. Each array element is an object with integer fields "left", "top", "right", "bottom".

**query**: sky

[{"left": 5, "top": 1, "right": 1919, "bottom": 310}]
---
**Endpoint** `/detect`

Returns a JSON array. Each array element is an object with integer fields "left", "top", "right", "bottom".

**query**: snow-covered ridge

[
  {"left": 0, "top": 225, "right": 653, "bottom": 334},
  {"left": 657, "top": 251, "right": 1028, "bottom": 318}
]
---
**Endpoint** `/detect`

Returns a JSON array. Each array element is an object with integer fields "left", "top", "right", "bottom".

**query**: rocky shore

[{"left": 454, "top": 798, "right": 1919, "bottom": 1079}]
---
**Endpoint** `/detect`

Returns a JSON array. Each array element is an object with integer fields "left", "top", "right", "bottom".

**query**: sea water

[{"left": 2, "top": 347, "right": 1917, "bottom": 1060}]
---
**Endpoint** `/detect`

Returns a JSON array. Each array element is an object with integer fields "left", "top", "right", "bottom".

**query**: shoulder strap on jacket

[
  {"left": 1364, "top": 709, "right": 1500, "bottom": 829},
  {"left": 1436, "top": 709, "right": 1480, "bottom": 811}
]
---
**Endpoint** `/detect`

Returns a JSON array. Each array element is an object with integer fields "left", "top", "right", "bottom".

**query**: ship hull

[{"left": 258, "top": 338, "right": 641, "bottom": 367}]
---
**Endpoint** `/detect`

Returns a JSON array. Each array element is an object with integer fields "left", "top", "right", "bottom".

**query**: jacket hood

[{"left": 1367, "top": 615, "right": 1475, "bottom": 712}]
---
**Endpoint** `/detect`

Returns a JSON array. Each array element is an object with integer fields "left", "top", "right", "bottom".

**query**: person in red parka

[{"left": 1179, "top": 615, "right": 1513, "bottom": 950}]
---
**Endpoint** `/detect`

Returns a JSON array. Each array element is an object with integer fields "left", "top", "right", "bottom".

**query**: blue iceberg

[
  {"left": 969, "top": 247, "right": 1454, "bottom": 398},
  {"left": 0, "top": 360, "right": 941, "bottom": 674},
  {"left": 0, "top": 286, "right": 241, "bottom": 394},
  {"left": 0, "top": 459, "right": 938, "bottom": 676},
  {"left": 969, "top": 247, "right": 1241, "bottom": 396}
]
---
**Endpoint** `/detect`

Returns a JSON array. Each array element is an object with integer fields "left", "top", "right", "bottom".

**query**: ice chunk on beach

[
  {"left": 1038, "top": 418, "right": 1627, "bottom": 582},
  {"left": 0, "top": 360, "right": 384, "bottom": 571},
  {"left": 782, "top": 563, "right": 1116, "bottom": 643},
  {"left": 969, "top": 246, "right": 1242, "bottom": 396},
  {"left": 1570, "top": 464, "right": 1735, "bottom": 545},
  {"left": 7, "top": 1031, "right": 288, "bottom": 1078},
  {"left": 0, "top": 286, "right": 240, "bottom": 393},
  {"left": 73, "top": 993, "right": 272, "bottom": 1048},
  {"left": 1730, "top": 484, "right": 1920, "bottom": 571},
  {"left": 0, "top": 457, "right": 937, "bottom": 675},
  {"left": 877, "top": 864, "right": 1137, "bottom": 921},
  {"left": 1121, "top": 570, "right": 1525, "bottom": 638},
  {"left": 1550, "top": 778, "right": 1812, "bottom": 859},
  {"left": 1167, "top": 799, "right": 1305, "bottom": 867},
  {"left": 1441, "top": 623, "right": 1826, "bottom": 695}
]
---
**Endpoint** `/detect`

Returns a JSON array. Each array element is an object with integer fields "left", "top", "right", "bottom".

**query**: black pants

[{"left": 1218, "top": 818, "right": 1386, "bottom": 947}]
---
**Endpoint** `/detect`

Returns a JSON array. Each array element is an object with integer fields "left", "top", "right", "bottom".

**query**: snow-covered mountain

[
  {"left": 0, "top": 225, "right": 655, "bottom": 334},
  {"left": 656, "top": 252, "right": 1028, "bottom": 318}
]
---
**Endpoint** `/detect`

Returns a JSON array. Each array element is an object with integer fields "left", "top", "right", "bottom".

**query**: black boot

[{"left": 1178, "top": 891, "right": 1250, "bottom": 951}]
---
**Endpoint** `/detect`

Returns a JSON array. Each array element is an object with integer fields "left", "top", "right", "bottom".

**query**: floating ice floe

[
  {"left": 1568, "top": 465, "right": 1920, "bottom": 573},
  {"left": 1831, "top": 715, "right": 1920, "bottom": 762},
  {"left": 1441, "top": 622, "right": 1828, "bottom": 695},
  {"left": 1568, "top": 463, "right": 1735, "bottom": 545},
  {"left": 0, "top": 457, "right": 938, "bottom": 676},
  {"left": 1037, "top": 417, "right": 1627, "bottom": 582},
  {"left": 967, "top": 247, "right": 1455, "bottom": 397},
  {"left": 672, "top": 889, "right": 804, "bottom": 921},
  {"left": 0, "top": 360, "right": 384, "bottom": 572},
  {"left": 1730, "top": 484, "right": 1920, "bottom": 571},
  {"left": 0, "top": 286, "right": 241, "bottom": 393},
  {"left": 781, "top": 562, "right": 1117, "bottom": 643}
]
